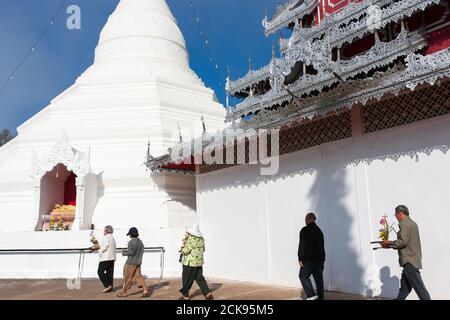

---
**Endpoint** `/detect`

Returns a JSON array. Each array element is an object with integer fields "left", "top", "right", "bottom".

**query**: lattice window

[
  {"left": 199, "top": 81, "right": 450, "bottom": 174},
  {"left": 279, "top": 111, "right": 352, "bottom": 155},
  {"left": 199, "top": 139, "right": 252, "bottom": 174},
  {"left": 199, "top": 111, "right": 352, "bottom": 174},
  {"left": 362, "top": 80, "right": 450, "bottom": 134},
  {"left": 199, "top": 163, "right": 235, "bottom": 174},
  {"left": 199, "top": 147, "right": 234, "bottom": 174}
]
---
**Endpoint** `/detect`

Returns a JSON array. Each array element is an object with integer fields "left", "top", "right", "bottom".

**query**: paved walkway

[{"left": 0, "top": 278, "right": 374, "bottom": 300}]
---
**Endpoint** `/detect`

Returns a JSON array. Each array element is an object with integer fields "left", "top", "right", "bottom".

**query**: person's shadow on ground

[
  {"left": 191, "top": 283, "right": 223, "bottom": 299},
  {"left": 148, "top": 281, "right": 171, "bottom": 296},
  {"left": 112, "top": 279, "right": 171, "bottom": 298}
]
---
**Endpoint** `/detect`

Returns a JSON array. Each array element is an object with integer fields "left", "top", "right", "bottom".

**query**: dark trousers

[
  {"left": 180, "top": 266, "right": 211, "bottom": 297},
  {"left": 396, "top": 263, "right": 431, "bottom": 300},
  {"left": 98, "top": 260, "right": 115, "bottom": 288},
  {"left": 299, "top": 261, "right": 324, "bottom": 300}
]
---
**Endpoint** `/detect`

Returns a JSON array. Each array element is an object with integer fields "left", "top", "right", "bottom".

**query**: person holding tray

[{"left": 381, "top": 205, "right": 431, "bottom": 300}]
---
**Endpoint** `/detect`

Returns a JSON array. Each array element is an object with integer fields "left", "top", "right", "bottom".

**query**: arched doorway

[
  {"left": 31, "top": 132, "right": 95, "bottom": 231},
  {"left": 38, "top": 164, "right": 77, "bottom": 231}
]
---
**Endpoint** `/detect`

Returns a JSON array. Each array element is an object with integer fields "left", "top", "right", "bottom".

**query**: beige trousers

[{"left": 123, "top": 264, "right": 146, "bottom": 291}]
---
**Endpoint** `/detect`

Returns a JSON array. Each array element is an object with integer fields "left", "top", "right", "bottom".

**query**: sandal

[
  {"left": 141, "top": 292, "right": 150, "bottom": 298},
  {"left": 102, "top": 286, "right": 113, "bottom": 293},
  {"left": 179, "top": 295, "right": 190, "bottom": 300},
  {"left": 116, "top": 292, "right": 128, "bottom": 298}
]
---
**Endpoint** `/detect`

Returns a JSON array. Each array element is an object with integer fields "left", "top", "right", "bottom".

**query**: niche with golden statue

[
  {"left": 42, "top": 204, "right": 76, "bottom": 231},
  {"left": 40, "top": 164, "right": 78, "bottom": 231}
]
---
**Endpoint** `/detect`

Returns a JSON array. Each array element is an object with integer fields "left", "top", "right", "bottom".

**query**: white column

[
  {"left": 73, "top": 181, "right": 85, "bottom": 230},
  {"left": 30, "top": 182, "right": 41, "bottom": 231}
]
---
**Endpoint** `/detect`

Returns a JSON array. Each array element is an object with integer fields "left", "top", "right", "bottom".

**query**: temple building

[
  {"left": 147, "top": 0, "right": 450, "bottom": 299},
  {"left": 0, "top": 0, "right": 225, "bottom": 278}
]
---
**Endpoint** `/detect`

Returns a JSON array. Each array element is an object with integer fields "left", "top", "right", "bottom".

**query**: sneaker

[
  {"left": 179, "top": 295, "right": 190, "bottom": 300},
  {"left": 305, "top": 295, "right": 319, "bottom": 300}
]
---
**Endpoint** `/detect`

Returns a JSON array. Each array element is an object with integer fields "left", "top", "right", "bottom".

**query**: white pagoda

[{"left": 0, "top": 0, "right": 225, "bottom": 278}]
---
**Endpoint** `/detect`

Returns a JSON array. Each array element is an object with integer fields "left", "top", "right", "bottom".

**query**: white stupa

[{"left": 0, "top": 0, "right": 226, "bottom": 234}]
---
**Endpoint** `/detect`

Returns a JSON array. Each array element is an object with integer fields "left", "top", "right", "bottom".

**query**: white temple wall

[
  {"left": 197, "top": 171, "right": 270, "bottom": 283},
  {"left": 0, "top": 141, "right": 39, "bottom": 231},
  {"left": 361, "top": 115, "right": 450, "bottom": 300},
  {"left": 197, "top": 115, "right": 450, "bottom": 299}
]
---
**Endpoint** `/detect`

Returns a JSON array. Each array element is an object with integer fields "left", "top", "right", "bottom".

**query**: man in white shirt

[{"left": 93, "top": 225, "right": 117, "bottom": 293}]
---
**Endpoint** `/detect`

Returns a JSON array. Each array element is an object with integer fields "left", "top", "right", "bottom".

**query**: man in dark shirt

[{"left": 298, "top": 212, "right": 326, "bottom": 300}]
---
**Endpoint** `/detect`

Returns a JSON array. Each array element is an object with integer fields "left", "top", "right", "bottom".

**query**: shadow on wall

[
  {"left": 380, "top": 266, "right": 400, "bottom": 298},
  {"left": 308, "top": 163, "right": 366, "bottom": 295},
  {"left": 97, "top": 171, "right": 105, "bottom": 199},
  {"left": 151, "top": 173, "right": 196, "bottom": 212},
  {"left": 89, "top": 171, "right": 105, "bottom": 229},
  {"left": 196, "top": 115, "right": 450, "bottom": 297}
]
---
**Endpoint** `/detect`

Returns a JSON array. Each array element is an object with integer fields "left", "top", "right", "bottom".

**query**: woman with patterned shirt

[{"left": 179, "top": 224, "right": 214, "bottom": 300}]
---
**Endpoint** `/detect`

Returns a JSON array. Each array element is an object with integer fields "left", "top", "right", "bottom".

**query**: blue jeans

[
  {"left": 396, "top": 263, "right": 431, "bottom": 300},
  {"left": 299, "top": 261, "right": 324, "bottom": 300}
]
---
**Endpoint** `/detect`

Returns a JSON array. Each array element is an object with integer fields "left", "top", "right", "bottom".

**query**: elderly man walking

[
  {"left": 92, "top": 225, "right": 116, "bottom": 293},
  {"left": 382, "top": 205, "right": 431, "bottom": 300},
  {"left": 298, "top": 212, "right": 326, "bottom": 300}
]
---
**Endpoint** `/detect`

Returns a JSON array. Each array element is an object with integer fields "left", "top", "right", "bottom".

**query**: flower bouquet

[
  {"left": 371, "top": 214, "right": 391, "bottom": 250},
  {"left": 89, "top": 231, "right": 100, "bottom": 251},
  {"left": 378, "top": 215, "right": 389, "bottom": 241}
]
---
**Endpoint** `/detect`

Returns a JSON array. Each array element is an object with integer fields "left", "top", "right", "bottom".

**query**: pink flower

[{"left": 380, "top": 218, "right": 385, "bottom": 225}]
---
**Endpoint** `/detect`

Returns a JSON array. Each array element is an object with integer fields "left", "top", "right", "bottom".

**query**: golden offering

[{"left": 41, "top": 203, "right": 76, "bottom": 231}]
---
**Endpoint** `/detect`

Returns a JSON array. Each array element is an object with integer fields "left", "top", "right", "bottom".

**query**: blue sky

[{"left": 0, "top": 0, "right": 279, "bottom": 133}]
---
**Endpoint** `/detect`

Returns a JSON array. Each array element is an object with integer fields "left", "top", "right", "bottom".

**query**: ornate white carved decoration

[
  {"left": 197, "top": 143, "right": 450, "bottom": 191},
  {"left": 239, "top": 49, "right": 450, "bottom": 130},
  {"left": 228, "top": 63, "right": 273, "bottom": 94},
  {"left": 30, "top": 132, "right": 90, "bottom": 184},
  {"left": 263, "top": 0, "right": 319, "bottom": 36},
  {"left": 294, "top": 0, "right": 442, "bottom": 49},
  {"left": 347, "top": 144, "right": 450, "bottom": 168},
  {"left": 235, "top": 0, "right": 441, "bottom": 91},
  {"left": 149, "top": 168, "right": 195, "bottom": 176},
  {"left": 229, "top": 26, "right": 429, "bottom": 121},
  {"left": 229, "top": 0, "right": 443, "bottom": 122},
  {"left": 287, "top": 0, "right": 439, "bottom": 47}
]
